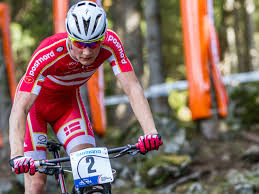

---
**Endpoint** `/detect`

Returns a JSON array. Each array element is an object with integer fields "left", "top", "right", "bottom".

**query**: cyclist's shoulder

[
  {"left": 102, "top": 29, "right": 124, "bottom": 51},
  {"left": 36, "top": 33, "right": 68, "bottom": 52},
  {"left": 105, "top": 29, "right": 119, "bottom": 37},
  {"left": 31, "top": 33, "right": 68, "bottom": 60},
  {"left": 27, "top": 33, "right": 68, "bottom": 70}
]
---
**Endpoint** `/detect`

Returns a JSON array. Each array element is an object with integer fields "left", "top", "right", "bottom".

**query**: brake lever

[
  {"left": 110, "top": 146, "right": 139, "bottom": 159},
  {"left": 38, "top": 166, "right": 57, "bottom": 175},
  {"left": 119, "top": 147, "right": 131, "bottom": 155},
  {"left": 128, "top": 150, "right": 140, "bottom": 156}
]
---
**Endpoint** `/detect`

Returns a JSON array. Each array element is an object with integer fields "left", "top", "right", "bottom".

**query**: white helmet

[{"left": 65, "top": 1, "right": 107, "bottom": 42}]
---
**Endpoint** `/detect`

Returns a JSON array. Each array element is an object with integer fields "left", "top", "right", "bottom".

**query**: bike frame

[{"left": 47, "top": 142, "right": 68, "bottom": 194}]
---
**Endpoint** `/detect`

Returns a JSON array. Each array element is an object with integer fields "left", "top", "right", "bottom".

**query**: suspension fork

[
  {"left": 51, "top": 149, "right": 68, "bottom": 194},
  {"left": 104, "top": 183, "right": 112, "bottom": 194}
]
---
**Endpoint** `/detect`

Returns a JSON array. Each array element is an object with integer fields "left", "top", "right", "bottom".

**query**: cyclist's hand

[
  {"left": 136, "top": 134, "right": 163, "bottom": 154},
  {"left": 9, "top": 156, "right": 36, "bottom": 175}
]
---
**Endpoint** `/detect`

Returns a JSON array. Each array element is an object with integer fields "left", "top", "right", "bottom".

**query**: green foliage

[
  {"left": 11, "top": 23, "right": 35, "bottom": 76},
  {"left": 138, "top": 153, "right": 191, "bottom": 187},
  {"left": 168, "top": 90, "right": 191, "bottom": 122},
  {"left": 103, "top": 61, "right": 117, "bottom": 96},
  {"left": 5, "top": 0, "right": 53, "bottom": 75},
  {"left": 169, "top": 91, "right": 186, "bottom": 110},
  {"left": 213, "top": 0, "right": 223, "bottom": 30},
  {"left": 104, "top": 118, "right": 142, "bottom": 146},
  {"left": 138, "top": 154, "right": 170, "bottom": 187},
  {"left": 11, "top": 0, "right": 53, "bottom": 46},
  {"left": 160, "top": 0, "right": 185, "bottom": 80},
  {"left": 226, "top": 83, "right": 259, "bottom": 131},
  {"left": 254, "top": 0, "right": 259, "bottom": 32},
  {"left": 133, "top": 188, "right": 154, "bottom": 194}
]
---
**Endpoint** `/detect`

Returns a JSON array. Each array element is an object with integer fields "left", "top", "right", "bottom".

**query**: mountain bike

[{"left": 35, "top": 141, "right": 139, "bottom": 194}]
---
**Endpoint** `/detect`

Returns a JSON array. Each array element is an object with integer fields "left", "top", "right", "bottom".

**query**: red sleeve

[
  {"left": 102, "top": 29, "right": 133, "bottom": 75},
  {"left": 19, "top": 44, "right": 56, "bottom": 95},
  {"left": 19, "top": 33, "right": 67, "bottom": 95}
]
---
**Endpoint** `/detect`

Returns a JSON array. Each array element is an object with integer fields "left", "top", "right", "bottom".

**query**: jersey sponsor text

[
  {"left": 107, "top": 35, "right": 127, "bottom": 64},
  {"left": 29, "top": 50, "right": 55, "bottom": 76}
]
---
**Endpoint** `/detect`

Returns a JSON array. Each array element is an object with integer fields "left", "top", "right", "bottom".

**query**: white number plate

[{"left": 70, "top": 147, "right": 114, "bottom": 188}]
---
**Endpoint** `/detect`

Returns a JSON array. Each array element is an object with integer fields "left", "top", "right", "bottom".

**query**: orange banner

[
  {"left": 87, "top": 65, "right": 106, "bottom": 136},
  {"left": 207, "top": 19, "right": 228, "bottom": 117},
  {"left": 180, "top": 0, "right": 228, "bottom": 120},
  {"left": 53, "top": 0, "right": 69, "bottom": 33},
  {"left": 206, "top": 0, "right": 228, "bottom": 117},
  {"left": 181, "top": 0, "right": 211, "bottom": 119},
  {"left": 0, "top": 3, "right": 17, "bottom": 147},
  {"left": 0, "top": 3, "right": 16, "bottom": 101}
]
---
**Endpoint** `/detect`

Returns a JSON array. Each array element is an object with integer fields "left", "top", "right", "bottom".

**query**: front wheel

[{"left": 71, "top": 183, "right": 112, "bottom": 194}]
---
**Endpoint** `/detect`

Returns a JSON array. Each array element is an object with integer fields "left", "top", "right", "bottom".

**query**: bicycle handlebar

[
  {"left": 107, "top": 144, "right": 137, "bottom": 154},
  {"left": 35, "top": 144, "right": 138, "bottom": 168}
]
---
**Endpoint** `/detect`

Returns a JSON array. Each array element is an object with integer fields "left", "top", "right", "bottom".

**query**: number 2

[{"left": 86, "top": 156, "right": 96, "bottom": 173}]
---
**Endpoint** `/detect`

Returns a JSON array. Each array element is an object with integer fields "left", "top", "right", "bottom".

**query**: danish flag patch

[{"left": 64, "top": 121, "right": 81, "bottom": 136}]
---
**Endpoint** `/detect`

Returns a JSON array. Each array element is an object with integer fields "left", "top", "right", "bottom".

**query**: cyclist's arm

[
  {"left": 116, "top": 71, "right": 158, "bottom": 135},
  {"left": 9, "top": 91, "right": 37, "bottom": 158}
]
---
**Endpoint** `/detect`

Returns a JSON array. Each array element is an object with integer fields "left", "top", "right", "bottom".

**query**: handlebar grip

[{"left": 11, "top": 161, "right": 40, "bottom": 173}]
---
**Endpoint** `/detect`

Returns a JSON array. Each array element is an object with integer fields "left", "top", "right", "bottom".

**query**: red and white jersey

[{"left": 18, "top": 29, "right": 133, "bottom": 95}]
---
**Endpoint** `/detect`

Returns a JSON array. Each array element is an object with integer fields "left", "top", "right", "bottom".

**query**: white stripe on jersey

[
  {"left": 54, "top": 70, "right": 96, "bottom": 80},
  {"left": 102, "top": 47, "right": 122, "bottom": 75},
  {"left": 107, "top": 53, "right": 116, "bottom": 64},
  {"left": 47, "top": 75, "right": 91, "bottom": 86},
  {"left": 32, "top": 85, "right": 42, "bottom": 95},
  {"left": 103, "top": 47, "right": 118, "bottom": 64},
  {"left": 112, "top": 66, "right": 121, "bottom": 75}
]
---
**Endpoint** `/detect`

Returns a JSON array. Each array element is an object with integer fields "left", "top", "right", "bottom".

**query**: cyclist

[{"left": 9, "top": 1, "right": 163, "bottom": 194}]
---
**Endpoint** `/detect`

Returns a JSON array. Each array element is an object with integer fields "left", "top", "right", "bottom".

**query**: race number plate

[{"left": 70, "top": 147, "right": 114, "bottom": 188}]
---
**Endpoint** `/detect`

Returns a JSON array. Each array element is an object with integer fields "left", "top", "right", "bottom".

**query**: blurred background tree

[{"left": 5, "top": 0, "right": 53, "bottom": 80}]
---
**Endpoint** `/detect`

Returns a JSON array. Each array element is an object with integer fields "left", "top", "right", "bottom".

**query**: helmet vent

[
  {"left": 92, "top": 14, "right": 102, "bottom": 34},
  {"left": 91, "top": 23, "right": 105, "bottom": 40},
  {"left": 77, "top": 2, "right": 86, "bottom": 6},
  {"left": 100, "top": 22, "right": 106, "bottom": 36},
  {"left": 89, "top": 3, "right": 96, "bottom": 7},
  {"left": 72, "top": 14, "right": 81, "bottom": 34},
  {"left": 83, "top": 18, "right": 90, "bottom": 36},
  {"left": 90, "top": 34, "right": 99, "bottom": 41},
  {"left": 72, "top": 33, "right": 81, "bottom": 40},
  {"left": 66, "top": 23, "right": 71, "bottom": 34}
]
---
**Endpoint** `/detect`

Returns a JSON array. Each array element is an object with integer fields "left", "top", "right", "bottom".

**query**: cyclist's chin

[{"left": 79, "top": 57, "right": 95, "bottom": 66}]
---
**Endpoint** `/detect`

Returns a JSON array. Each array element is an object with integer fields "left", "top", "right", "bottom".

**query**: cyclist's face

[{"left": 69, "top": 39, "right": 102, "bottom": 66}]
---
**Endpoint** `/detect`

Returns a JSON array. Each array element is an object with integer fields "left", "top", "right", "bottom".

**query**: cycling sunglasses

[{"left": 69, "top": 36, "right": 104, "bottom": 49}]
